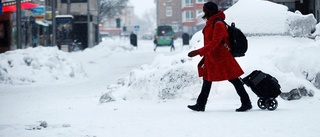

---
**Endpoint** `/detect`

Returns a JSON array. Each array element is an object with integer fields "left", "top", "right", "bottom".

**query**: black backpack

[{"left": 213, "top": 19, "right": 248, "bottom": 57}]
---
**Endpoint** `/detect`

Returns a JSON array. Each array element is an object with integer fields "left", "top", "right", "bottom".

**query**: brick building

[
  {"left": 155, "top": 0, "right": 234, "bottom": 37},
  {"left": 155, "top": 0, "right": 182, "bottom": 37},
  {"left": 99, "top": 2, "right": 134, "bottom": 37}
]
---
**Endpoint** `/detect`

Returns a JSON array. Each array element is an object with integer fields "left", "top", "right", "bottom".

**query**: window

[
  {"left": 166, "top": 7, "right": 172, "bottom": 17},
  {"left": 183, "top": 11, "right": 194, "bottom": 22},
  {"left": 196, "top": 0, "right": 207, "bottom": 4},
  {"left": 183, "top": 0, "right": 194, "bottom": 7},
  {"left": 157, "top": 26, "right": 174, "bottom": 36}
]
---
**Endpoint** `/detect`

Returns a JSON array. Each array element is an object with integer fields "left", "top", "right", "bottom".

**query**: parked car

[{"left": 100, "top": 32, "right": 111, "bottom": 42}]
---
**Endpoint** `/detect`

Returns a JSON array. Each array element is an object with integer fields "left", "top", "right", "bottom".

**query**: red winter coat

[{"left": 196, "top": 11, "right": 244, "bottom": 82}]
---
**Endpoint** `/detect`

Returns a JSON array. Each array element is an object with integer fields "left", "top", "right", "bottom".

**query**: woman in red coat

[{"left": 187, "top": 2, "right": 252, "bottom": 112}]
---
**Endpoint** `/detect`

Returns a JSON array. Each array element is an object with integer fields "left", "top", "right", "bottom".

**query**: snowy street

[
  {"left": 1, "top": 37, "right": 320, "bottom": 137},
  {"left": 1, "top": 0, "right": 320, "bottom": 136}
]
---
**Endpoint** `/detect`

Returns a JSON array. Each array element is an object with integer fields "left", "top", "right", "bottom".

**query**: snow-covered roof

[
  {"left": 198, "top": 0, "right": 317, "bottom": 37},
  {"left": 56, "top": 15, "right": 74, "bottom": 18}
]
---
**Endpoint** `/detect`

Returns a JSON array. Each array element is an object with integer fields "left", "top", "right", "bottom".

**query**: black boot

[
  {"left": 235, "top": 103, "right": 252, "bottom": 112},
  {"left": 187, "top": 104, "right": 205, "bottom": 112},
  {"left": 188, "top": 80, "right": 212, "bottom": 112},
  {"left": 229, "top": 78, "right": 252, "bottom": 112}
]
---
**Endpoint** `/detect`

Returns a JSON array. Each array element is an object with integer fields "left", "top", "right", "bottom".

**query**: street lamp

[
  {"left": 52, "top": 0, "right": 56, "bottom": 47},
  {"left": 87, "top": 0, "right": 100, "bottom": 47},
  {"left": 16, "top": 0, "right": 22, "bottom": 49},
  {"left": 87, "top": 0, "right": 90, "bottom": 48}
]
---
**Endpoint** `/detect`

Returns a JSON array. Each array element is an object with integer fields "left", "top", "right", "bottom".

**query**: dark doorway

[
  {"left": 73, "top": 23, "right": 88, "bottom": 49},
  {"left": 0, "top": 21, "right": 11, "bottom": 53}
]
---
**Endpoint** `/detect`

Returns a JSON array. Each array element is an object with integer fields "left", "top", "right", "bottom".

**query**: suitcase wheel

[
  {"left": 265, "top": 98, "right": 278, "bottom": 111},
  {"left": 257, "top": 98, "right": 267, "bottom": 110}
]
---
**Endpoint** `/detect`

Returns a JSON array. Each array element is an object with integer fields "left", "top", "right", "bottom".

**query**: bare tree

[
  {"left": 142, "top": 8, "right": 157, "bottom": 33},
  {"left": 99, "top": 0, "right": 128, "bottom": 22}
]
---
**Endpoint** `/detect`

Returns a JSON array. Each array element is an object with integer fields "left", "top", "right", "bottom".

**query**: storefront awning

[
  {"left": 31, "top": 6, "right": 45, "bottom": 14},
  {"left": 2, "top": 2, "right": 39, "bottom": 13}
]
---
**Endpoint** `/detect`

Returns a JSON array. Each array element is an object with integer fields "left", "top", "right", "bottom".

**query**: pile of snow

[
  {"left": 81, "top": 37, "right": 134, "bottom": 56},
  {"left": 224, "top": 0, "right": 317, "bottom": 37},
  {"left": 273, "top": 39, "right": 320, "bottom": 82},
  {"left": 0, "top": 38, "right": 134, "bottom": 85},
  {"left": 100, "top": 0, "right": 320, "bottom": 102},
  {"left": 101, "top": 35, "right": 320, "bottom": 102},
  {"left": 225, "top": 0, "right": 288, "bottom": 35},
  {"left": 286, "top": 11, "right": 317, "bottom": 37},
  {"left": 1, "top": 0, "right": 319, "bottom": 101},
  {"left": 311, "top": 23, "right": 320, "bottom": 39},
  {"left": 0, "top": 47, "right": 85, "bottom": 85},
  {"left": 100, "top": 53, "right": 202, "bottom": 102}
]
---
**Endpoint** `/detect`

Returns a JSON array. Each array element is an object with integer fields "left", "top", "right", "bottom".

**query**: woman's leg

[
  {"left": 229, "top": 78, "right": 252, "bottom": 112},
  {"left": 196, "top": 80, "right": 212, "bottom": 107},
  {"left": 188, "top": 80, "right": 212, "bottom": 111}
]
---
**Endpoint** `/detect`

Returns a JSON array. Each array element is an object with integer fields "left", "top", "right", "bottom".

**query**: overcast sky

[{"left": 129, "top": 0, "right": 156, "bottom": 18}]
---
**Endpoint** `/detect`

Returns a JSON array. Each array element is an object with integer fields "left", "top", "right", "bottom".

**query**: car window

[{"left": 157, "top": 26, "right": 173, "bottom": 36}]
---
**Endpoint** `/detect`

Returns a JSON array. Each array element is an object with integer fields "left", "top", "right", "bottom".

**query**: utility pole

[
  {"left": 97, "top": 0, "right": 100, "bottom": 43},
  {"left": 87, "top": 0, "right": 90, "bottom": 48},
  {"left": 67, "top": 0, "right": 71, "bottom": 14},
  {"left": 16, "top": 0, "right": 22, "bottom": 49},
  {"left": 52, "top": 0, "right": 56, "bottom": 47}
]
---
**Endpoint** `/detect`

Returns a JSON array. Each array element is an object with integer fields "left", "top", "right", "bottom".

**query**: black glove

[{"left": 188, "top": 50, "right": 199, "bottom": 57}]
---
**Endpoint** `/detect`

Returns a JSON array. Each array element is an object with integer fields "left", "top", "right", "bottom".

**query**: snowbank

[
  {"left": 100, "top": 53, "right": 203, "bottom": 102},
  {"left": 101, "top": 36, "right": 320, "bottom": 102},
  {"left": 0, "top": 47, "right": 86, "bottom": 85},
  {"left": 311, "top": 23, "right": 320, "bottom": 39},
  {"left": 286, "top": 11, "right": 317, "bottom": 37},
  {"left": 225, "top": 0, "right": 288, "bottom": 35},
  {"left": 1, "top": 0, "right": 319, "bottom": 102},
  {"left": 98, "top": 0, "right": 320, "bottom": 102},
  {"left": 0, "top": 38, "right": 133, "bottom": 85},
  {"left": 81, "top": 37, "right": 134, "bottom": 55},
  {"left": 224, "top": 0, "right": 316, "bottom": 37},
  {"left": 273, "top": 39, "right": 320, "bottom": 82}
]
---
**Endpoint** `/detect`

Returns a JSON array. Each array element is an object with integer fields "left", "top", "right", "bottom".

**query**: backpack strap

[
  {"left": 212, "top": 18, "right": 230, "bottom": 51},
  {"left": 212, "top": 18, "right": 228, "bottom": 29}
]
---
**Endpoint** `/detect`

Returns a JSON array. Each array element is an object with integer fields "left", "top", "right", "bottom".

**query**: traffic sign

[{"left": 134, "top": 25, "right": 140, "bottom": 31}]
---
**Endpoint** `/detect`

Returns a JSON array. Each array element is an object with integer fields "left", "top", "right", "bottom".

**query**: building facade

[
  {"left": 0, "top": 0, "right": 38, "bottom": 53},
  {"left": 155, "top": 0, "right": 234, "bottom": 37},
  {"left": 156, "top": 0, "right": 182, "bottom": 37},
  {"left": 181, "top": 0, "right": 206, "bottom": 35},
  {"left": 99, "top": 3, "right": 134, "bottom": 37},
  {"left": 0, "top": 0, "right": 100, "bottom": 53},
  {"left": 47, "top": 0, "right": 100, "bottom": 49}
]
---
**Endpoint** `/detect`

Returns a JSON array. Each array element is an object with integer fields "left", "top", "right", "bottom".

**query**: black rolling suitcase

[{"left": 242, "top": 70, "right": 282, "bottom": 111}]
